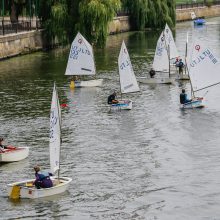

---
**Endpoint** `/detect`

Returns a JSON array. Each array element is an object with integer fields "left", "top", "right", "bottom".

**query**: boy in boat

[
  {"left": 0, "top": 138, "right": 7, "bottom": 152},
  {"left": 180, "top": 89, "right": 192, "bottom": 104},
  {"left": 149, "top": 68, "right": 156, "bottom": 78},
  {"left": 178, "top": 59, "right": 184, "bottom": 75},
  {"left": 33, "top": 166, "right": 53, "bottom": 189},
  {"left": 108, "top": 91, "right": 119, "bottom": 104}
]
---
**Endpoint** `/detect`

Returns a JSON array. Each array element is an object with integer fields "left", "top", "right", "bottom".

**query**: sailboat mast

[
  {"left": 185, "top": 61, "right": 195, "bottom": 98},
  {"left": 184, "top": 33, "right": 195, "bottom": 98},
  {"left": 168, "top": 44, "right": 171, "bottom": 78},
  {"left": 56, "top": 84, "right": 62, "bottom": 179},
  {"left": 184, "top": 32, "right": 188, "bottom": 75},
  {"left": 163, "top": 30, "right": 170, "bottom": 78}
]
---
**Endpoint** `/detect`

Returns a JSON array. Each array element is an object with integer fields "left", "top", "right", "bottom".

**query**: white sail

[
  {"left": 49, "top": 83, "right": 61, "bottom": 174},
  {"left": 153, "top": 31, "right": 169, "bottom": 72},
  {"left": 118, "top": 41, "right": 140, "bottom": 94},
  {"left": 164, "top": 23, "right": 179, "bottom": 59},
  {"left": 65, "top": 32, "right": 96, "bottom": 76},
  {"left": 187, "top": 38, "right": 220, "bottom": 93}
]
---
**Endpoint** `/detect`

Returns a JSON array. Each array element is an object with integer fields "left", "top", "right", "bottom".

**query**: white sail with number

[
  {"left": 65, "top": 32, "right": 95, "bottom": 76},
  {"left": 153, "top": 31, "right": 169, "bottom": 72},
  {"left": 187, "top": 38, "right": 220, "bottom": 94},
  {"left": 164, "top": 23, "right": 179, "bottom": 59},
  {"left": 49, "top": 84, "right": 61, "bottom": 174},
  {"left": 118, "top": 41, "right": 140, "bottom": 94}
]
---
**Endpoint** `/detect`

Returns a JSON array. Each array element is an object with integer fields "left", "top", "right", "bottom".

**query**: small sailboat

[
  {"left": 182, "top": 38, "right": 220, "bottom": 109},
  {"left": 190, "top": 11, "right": 206, "bottom": 25},
  {"left": 65, "top": 32, "right": 103, "bottom": 88},
  {"left": 0, "top": 144, "right": 29, "bottom": 163},
  {"left": 110, "top": 41, "right": 140, "bottom": 110},
  {"left": 138, "top": 30, "right": 175, "bottom": 84},
  {"left": 7, "top": 84, "right": 72, "bottom": 199}
]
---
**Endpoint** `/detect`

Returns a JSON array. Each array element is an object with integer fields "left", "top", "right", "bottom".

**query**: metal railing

[
  {"left": 0, "top": 19, "right": 42, "bottom": 36},
  {"left": 176, "top": 0, "right": 220, "bottom": 9}
]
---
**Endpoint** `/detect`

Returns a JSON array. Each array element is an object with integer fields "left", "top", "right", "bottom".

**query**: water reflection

[{"left": 0, "top": 17, "right": 220, "bottom": 220}]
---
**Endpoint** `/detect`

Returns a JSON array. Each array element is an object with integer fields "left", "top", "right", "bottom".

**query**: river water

[{"left": 1, "top": 17, "right": 220, "bottom": 220}]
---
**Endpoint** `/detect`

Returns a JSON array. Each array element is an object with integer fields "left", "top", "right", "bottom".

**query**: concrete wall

[
  {"left": 176, "top": 5, "right": 220, "bottom": 21},
  {"left": 0, "top": 5, "right": 219, "bottom": 60},
  {"left": 108, "top": 16, "right": 131, "bottom": 34},
  {"left": 0, "top": 30, "right": 43, "bottom": 60}
]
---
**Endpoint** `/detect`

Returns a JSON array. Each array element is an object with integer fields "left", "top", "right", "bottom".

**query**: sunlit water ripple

[{"left": 1, "top": 17, "right": 220, "bottom": 220}]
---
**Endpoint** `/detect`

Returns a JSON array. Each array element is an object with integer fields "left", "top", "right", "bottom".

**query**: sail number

[
  {"left": 50, "top": 110, "right": 58, "bottom": 139},
  {"left": 190, "top": 48, "right": 218, "bottom": 67},
  {"left": 120, "top": 60, "right": 130, "bottom": 70},
  {"left": 70, "top": 46, "right": 91, "bottom": 60},
  {"left": 156, "top": 40, "right": 167, "bottom": 57}
]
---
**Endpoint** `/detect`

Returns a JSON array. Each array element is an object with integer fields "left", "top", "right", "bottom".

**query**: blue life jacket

[{"left": 38, "top": 171, "right": 51, "bottom": 180}]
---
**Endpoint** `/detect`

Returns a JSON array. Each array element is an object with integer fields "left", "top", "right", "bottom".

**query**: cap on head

[
  {"left": 182, "top": 89, "right": 185, "bottom": 93},
  {"left": 34, "top": 166, "right": 40, "bottom": 172}
]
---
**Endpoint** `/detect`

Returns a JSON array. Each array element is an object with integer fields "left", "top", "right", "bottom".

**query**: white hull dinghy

[
  {"left": 110, "top": 99, "right": 132, "bottom": 111},
  {"left": 7, "top": 177, "right": 72, "bottom": 199},
  {"left": 65, "top": 32, "right": 103, "bottom": 88},
  {"left": 8, "top": 84, "right": 72, "bottom": 199},
  {"left": 138, "top": 76, "right": 174, "bottom": 84},
  {"left": 0, "top": 146, "right": 29, "bottom": 162},
  {"left": 177, "top": 73, "right": 189, "bottom": 80},
  {"left": 110, "top": 41, "right": 140, "bottom": 111},
  {"left": 181, "top": 98, "right": 204, "bottom": 109},
  {"left": 74, "top": 78, "right": 103, "bottom": 88}
]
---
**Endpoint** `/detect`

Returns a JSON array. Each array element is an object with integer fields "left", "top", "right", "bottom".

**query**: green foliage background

[{"left": 2, "top": 0, "right": 176, "bottom": 47}]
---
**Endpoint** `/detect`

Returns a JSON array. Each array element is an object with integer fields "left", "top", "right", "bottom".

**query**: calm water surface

[{"left": 1, "top": 17, "right": 220, "bottom": 220}]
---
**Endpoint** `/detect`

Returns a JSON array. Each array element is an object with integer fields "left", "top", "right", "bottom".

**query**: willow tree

[
  {"left": 78, "top": 0, "right": 121, "bottom": 47},
  {"left": 38, "top": 0, "right": 68, "bottom": 46},
  {"left": 121, "top": 0, "right": 148, "bottom": 30},
  {"left": 122, "top": 0, "right": 176, "bottom": 30}
]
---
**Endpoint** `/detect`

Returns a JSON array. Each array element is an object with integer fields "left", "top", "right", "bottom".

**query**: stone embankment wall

[
  {"left": 0, "top": 6, "right": 220, "bottom": 60},
  {"left": 108, "top": 16, "right": 130, "bottom": 34},
  {"left": 176, "top": 5, "right": 220, "bottom": 21},
  {"left": 0, "top": 30, "right": 43, "bottom": 60}
]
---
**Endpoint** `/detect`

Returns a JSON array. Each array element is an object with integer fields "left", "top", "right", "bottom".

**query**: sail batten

[
  {"left": 118, "top": 41, "right": 140, "bottom": 94},
  {"left": 65, "top": 32, "right": 96, "bottom": 76}
]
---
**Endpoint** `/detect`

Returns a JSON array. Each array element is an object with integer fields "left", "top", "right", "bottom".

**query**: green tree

[
  {"left": 78, "top": 0, "right": 121, "bottom": 46},
  {"left": 122, "top": 0, "right": 176, "bottom": 30}
]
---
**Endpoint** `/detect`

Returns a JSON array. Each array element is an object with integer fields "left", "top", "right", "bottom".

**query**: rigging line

[{"left": 194, "top": 82, "right": 220, "bottom": 92}]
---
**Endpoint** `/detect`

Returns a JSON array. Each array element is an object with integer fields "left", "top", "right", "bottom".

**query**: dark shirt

[
  {"left": 178, "top": 61, "right": 184, "bottom": 73},
  {"left": 34, "top": 171, "right": 53, "bottom": 189},
  {"left": 180, "top": 93, "right": 191, "bottom": 104},
  {"left": 108, "top": 94, "right": 116, "bottom": 104},
  {"left": 149, "top": 69, "right": 156, "bottom": 78}
]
